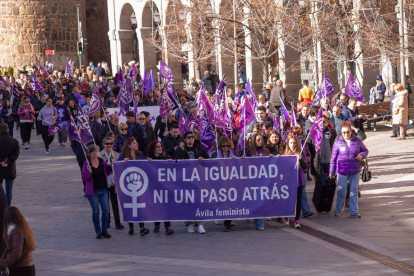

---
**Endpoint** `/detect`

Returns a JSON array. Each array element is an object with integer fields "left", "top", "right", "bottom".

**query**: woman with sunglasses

[
  {"left": 146, "top": 141, "right": 175, "bottom": 235},
  {"left": 210, "top": 136, "right": 238, "bottom": 231},
  {"left": 329, "top": 123, "right": 368, "bottom": 218},
  {"left": 244, "top": 133, "right": 273, "bottom": 230},
  {"left": 118, "top": 137, "right": 151, "bottom": 236},
  {"left": 113, "top": 123, "right": 132, "bottom": 153},
  {"left": 17, "top": 96, "right": 35, "bottom": 149}
]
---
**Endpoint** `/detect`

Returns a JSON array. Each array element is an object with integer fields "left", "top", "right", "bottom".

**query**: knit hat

[{"left": 376, "top": 75, "right": 383, "bottom": 81}]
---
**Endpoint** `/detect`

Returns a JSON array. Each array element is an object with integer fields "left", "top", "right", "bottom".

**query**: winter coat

[
  {"left": 313, "top": 127, "right": 337, "bottom": 174},
  {"left": 202, "top": 74, "right": 213, "bottom": 94},
  {"left": 0, "top": 226, "right": 34, "bottom": 270},
  {"left": 0, "top": 108, "right": 15, "bottom": 123},
  {"left": 131, "top": 125, "right": 156, "bottom": 155},
  {"left": 0, "top": 133, "right": 20, "bottom": 180},
  {"left": 81, "top": 158, "right": 112, "bottom": 196},
  {"left": 0, "top": 186, "right": 6, "bottom": 255},
  {"left": 17, "top": 104, "right": 35, "bottom": 121},
  {"left": 173, "top": 143, "right": 210, "bottom": 160},
  {"left": 104, "top": 99, "right": 118, "bottom": 108},
  {"left": 70, "top": 140, "right": 87, "bottom": 163},
  {"left": 341, "top": 106, "right": 365, "bottom": 132},
  {"left": 269, "top": 85, "right": 287, "bottom": 108},
  {"left": 247, "top": 117, "right": 274, "bottom": 133},
  {"left": 329, "top": 134, "right": 368, "bottom": 176},
  {"left": 392, "top": 90, "right": 408, "bottom": 126},
  {"left": 162, "top": 134, "right": 181, "bottom": 157},
  {"left": 113, "top": 131, "right": 132, "bottom": 153}
]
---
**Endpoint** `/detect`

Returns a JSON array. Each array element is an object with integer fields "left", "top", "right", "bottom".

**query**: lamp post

[
  {"left": 131, "top": 12, "right": 138, "bottom": 62},
  {"left": 396, "top": 1, "right": 406, "bottom": 87}
]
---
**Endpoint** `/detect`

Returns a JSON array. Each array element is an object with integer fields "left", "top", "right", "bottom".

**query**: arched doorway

[{"left": 119, "top": 3, "right": 138, "bottom": 68}]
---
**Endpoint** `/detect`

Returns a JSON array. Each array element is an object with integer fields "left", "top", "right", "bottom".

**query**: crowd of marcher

[{"left": 0, "top": 60, "right": 410, "bottom": 270}]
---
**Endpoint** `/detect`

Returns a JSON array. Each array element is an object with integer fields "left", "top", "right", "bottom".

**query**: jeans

[
  {"left": 0, "top": 179, "right": 13, "bottom": 206},
  {"left": 335, "top": 174, "right": 360, "bottom": 215},
  {"left": 58, "top": 128, "right": 68, "bottom": 143},
  {"left": 301, "top": 186, "right": 311, "bottom": 215},
  {"left": 42, "top": 125, "right": 54, "bottom": 150},
  {"left": 6, "top": 121, "right": 14, "bottom": 137},
  {"left": 20, "top": 122, "right": 33, "bottom": 143},
  {"left": 87, "top": 188, "right": 109, "bottom": 233},
  {"left": 254, "top": 219, "right": 264, "bottom": 229}
]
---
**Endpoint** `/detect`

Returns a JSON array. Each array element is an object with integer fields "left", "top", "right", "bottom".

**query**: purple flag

[
  {"left": 66, "top": 58, "right": 73, "bottom": 77},
  {"left": 280, "top": 97, "right": 290, "bottom": 121},
  {"left": 312, "top": 90, "right": 322, "bottom": 106},
  {"left": 68, "top": 113, "right": 82, "bottom": 143},
  {"left": 9, "top": 82, "right": 20, "bottom": 101},
  {"left": 38, "top": 60, "right": 49, "bottom": 77},
  {"left": 213, "top": 76, "right": 231, "bottom": 128},
  {"left": 118, "top": 67, "right": 124, "bottom": 86},
  {"left": 77, "top": 107, "right": 95, "bottom": 144},
  {"left": 308, "top": 107, "right": 324, "bottom": 153},
  {"left": 238, "top": 90, "right": 255, "bottom": 134},
  {"left": 291, "top": 103, "right": 296, "bottom": 127},
  {"left": 117, "top": 85, "right": 129, "bottom": 117},
  {"left": 142, "top": 69, "right": 148, "bottom": 92},
  {"left": 74, "top": 92, "right": 85, "bottom": 104},
  {"left": 245, "top": 80, "right": 258, "bottom": 110},
  {"left": 159, "top": 61, "right": 174, "bottom": 81},
  {"left": 195, "top": 84, "right": 215, "bottom": 127},
  {"left": 345, "top": 73, "right": 365, "bottom": 103},
  {"left": 144, "top": 70, "right": 155, "bottom": 96},
  {"left": 199, "top": 113, "right": 216, "bottom": 152},
  {"left": 159, "top": 82, "right": 179, "bottom": 117},
  {"left": 88, "top": 86, "right": 103, "bottom": 117},
  {"left": 32, "top": 73, "right": 44, "bottom": 93},
  {"left": 273, "top": 115, "right": 281, "bottom": 136},
  {"left": 320, "top": 71, "right": 335, "bottom": 98},
  {"left": 0, "top": 75, "right": 8, "bottom": 90},
  {"left": 48, "top": 124, "right": 62, "bottom": 136},
  {"left": 178, "top": 110, "right": 188, "bottom": 137}
]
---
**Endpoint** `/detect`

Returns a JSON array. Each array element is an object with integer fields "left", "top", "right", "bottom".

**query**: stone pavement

[{"left": 6, "top": 123, "right": 414, "bottom": 276}]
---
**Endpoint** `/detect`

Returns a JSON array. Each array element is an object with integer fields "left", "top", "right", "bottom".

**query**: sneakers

[
  {"left": 62, "top": 142, "right": 66, "bottom": 147},
  {"left": 283, "top": 217, "right": 289, "bottom": 226},
  {"left": 294, "top": 220, "right": 301, "bottom": 229},
  {"left": 139, "top": 227, "right": 150, "bottom": 236},
  {"left": 153, "top": 225, "right": 160, "bottom": 233},
  {"left": 101, "top": 231, "right": 111, "bottom": 238},
  {"left": 165, "top": 228, "right": 174, "bottom": 235},
  {"left": 187, "top": 225, "right": 195, "bottom": 233},
  {"left": 350, "top": 213, "right": 362, "bottom": 218},
  {"left": 256, "top": 227, "right": 264, "bottom": 231},
  {"left": 198, "top": 224, "right": 206, "bottom": 234},
  {"left": 334, "top": 212, "right": 341, "bottom": 217},
  {"left": 302, "top": 211, "right": 314, "bottom": 218},
  {"left": 215, "top": 220, "right": 222, "bottom": 225},
  {"left": 231, "top": 222, "right": 236, "bottom": 226},
  {"left": 116, "top": 224, "right": 125, "bottom": 230},
  {"left": 45, "top": 150, "right": 50, "bottom": 155}
]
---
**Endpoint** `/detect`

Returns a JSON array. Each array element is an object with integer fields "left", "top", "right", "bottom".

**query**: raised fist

[{"left": 126, "top": 173, "right": 143, "bottom": 193}]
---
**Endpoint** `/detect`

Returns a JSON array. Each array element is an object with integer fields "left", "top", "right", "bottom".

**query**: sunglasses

[
  {"left": 138, "top": 118, "right": 145, "bottom": 121},
  {"left": 322, "top": 121, "right": 327, "bottom": 123},
  {"left": 105, "top": 143, "right": 113, "bottom": 145},
  {"left": 221, "top": 145, "right": 230, "bottom": 148},
  {"left": 24, "top": 101, "right": 30, "bottom": 103},
  {"left": 120, "top": 128, "right": 127, "bottom": 131},
  {"left": 105, "top": 112, "right": 109, "bottom": 114}
]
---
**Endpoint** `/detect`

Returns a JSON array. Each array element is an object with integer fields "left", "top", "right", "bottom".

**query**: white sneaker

[
  {"left": 283, "top": 217, "right": 289, "bottom": 226},
  {"left": 215, "top": 220, "right": 221, "bottom": 225},
  {"left": 62, "top": 142, "right": 66, "bottom": 147},
  {"left": 187, "top": 225, "right": 194, "bottom": 233},
  {"left": 198, "top": 224, "right": 206, "bottom": 234},
  {"left": 45, "top": 150, "right": 49, "bottom": 155}
]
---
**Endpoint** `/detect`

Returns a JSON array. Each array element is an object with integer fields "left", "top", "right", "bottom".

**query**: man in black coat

[
  {"left": 162, "top": 125, "right": 181, "bottom": 157},
  {"left": 0, "top": 123, "right": 20, "bottom": 206},
  {"left": 0, "top": 185, "right": 6, "bottom": 256},
  {"left": 100, "top": 113, "right": 119, "bottom": 140},
  {"left": 173, "top": 131, "right": 209, "bottom": 160},
  {"left": 131, "top": 112, "right": 156, "bottom": 155}
]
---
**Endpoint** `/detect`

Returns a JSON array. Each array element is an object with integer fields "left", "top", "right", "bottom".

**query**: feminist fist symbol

[{"left": 126, "top": 173, "right": 143, "bottom": 193}]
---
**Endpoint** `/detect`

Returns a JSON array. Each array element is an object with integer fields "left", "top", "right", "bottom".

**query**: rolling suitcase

[{"left": 312, "top": 173, "right": 336, "bottom": 213}]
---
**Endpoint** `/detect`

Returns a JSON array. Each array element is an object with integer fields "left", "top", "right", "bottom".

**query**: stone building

[{"left": 0, "top": 0, "right": 110, "bottom": 70}]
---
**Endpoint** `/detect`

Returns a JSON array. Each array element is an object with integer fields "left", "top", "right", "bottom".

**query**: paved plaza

[{"left": 8, "top": 124, "right": 414, "bottom": 276}]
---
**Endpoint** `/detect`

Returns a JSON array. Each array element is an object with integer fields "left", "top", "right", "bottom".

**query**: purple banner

[
  {"left": 113, "top": 156, "right": 298, "bottom": 222},
  {"left": 345, "top": 73, "right": 365, "bottom": 103}
]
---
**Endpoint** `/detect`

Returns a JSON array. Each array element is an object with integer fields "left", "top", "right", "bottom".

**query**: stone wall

[
  {"left": 0, "top": 0, "right": 87, "bottom": 69},
  {"left": 85, "top": 0, "right": 111, "bottom": 69}
]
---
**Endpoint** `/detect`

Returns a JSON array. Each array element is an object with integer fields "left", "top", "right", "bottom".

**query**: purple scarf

[{"left": 217, "top": 149, "right": 234, "bottom": 158}]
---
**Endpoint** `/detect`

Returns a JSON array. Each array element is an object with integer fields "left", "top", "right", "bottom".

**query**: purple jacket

[
  {"left": 81, "top": 158, "right": 112, "bottom": 196},
  {"left": 329, "top": 135, "right": 368, "bottom": 176}
]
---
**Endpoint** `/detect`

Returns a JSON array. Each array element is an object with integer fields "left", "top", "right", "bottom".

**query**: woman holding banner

[
  {"left": 283, "top": 134, "right": 308, "bottom": 229},
  {"left": 118, "top": 137, "right": 151, "bottom": 236},
  {"left": 245, "top": 133, "right": 270, "bottom": 230},
  {"left": 82, "top": 145, "right": 112, "bottom": 239},
  {"left": 210, "top": 136, "right": 238, "bottom": 232},
  {"left": 146, "top": 141, "right": 175, "bottom": 235}
]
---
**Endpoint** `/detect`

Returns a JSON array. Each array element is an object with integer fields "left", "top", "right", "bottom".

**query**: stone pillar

[
  {"left": 108, "top": 30, "right": 120, "bottom": 74},
  {"left": 0, "top": 0, "right": 86, "bottom": 68},
  {"left": 278, "top": 40, "right": 302, "bottom": 101},
  {"left": 138, "top": 28, "right": 159, "bottom": 83}
]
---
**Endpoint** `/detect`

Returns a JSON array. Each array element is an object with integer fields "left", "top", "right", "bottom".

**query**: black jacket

[
  {"left": 131, "top": 125, "right": 156, "bottom": 155},
  {"left": 0, "top": 133, "right": 20, "bottom": 179},
  {"left": 162, "top": 134, "right": 181, "bottom": 157},
  {"left": 202, "top": 74, "right": 213, "bottom": 94},
  {"left": 0, "top": 185, "right": 6, "bottom": 256},
  {"left": 173, "top": 143, "right": 209, "bottom": 160},
  {"left": 70, "top": 140, "right": 87, "bottom": 163},
  {"left": 100, "top": 122, "right": 118, "bottom": 140}
]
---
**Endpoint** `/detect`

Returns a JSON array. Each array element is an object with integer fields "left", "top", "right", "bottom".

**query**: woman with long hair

[
  {"left": 144, "top": 90, "right": 157, "bottom": 106},
  {"left": 0, "top": 206, "right": 36, "bottom": 276},
  {"left": 68, "top": 99, "right": 79, "bottom": 124},
  {"left": 146, "top": 141, "right": 174, "bottom": 235},
  {"left": 0, "top": 99, "right": 15, "bottom": 137},
  {"left": 17, "top": 96, "right": 35, "bottom": 149},
  {"left": 82, "top": 145, "right": 113, "bottom": 239},
  {"left": 266, "top": 130, "right": 284, "bottom": 155},
  {"left": 118, "top": 137, "right": 150, "bottom": 236},
  {"left": 283, "top": 134, "right": 308, "bottom": 229},
  {"left": 392, "top": 83, "right": 408, "bottom": 140}
]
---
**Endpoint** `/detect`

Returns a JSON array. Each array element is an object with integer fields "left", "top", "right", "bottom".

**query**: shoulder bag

[{"left": 361, "top": 159, "right": 371, "bottom": 182}]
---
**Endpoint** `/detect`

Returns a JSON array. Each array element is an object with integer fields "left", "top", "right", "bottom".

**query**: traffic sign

[{"left": 45, "top": 50, "right": 55, "bottom": 55}]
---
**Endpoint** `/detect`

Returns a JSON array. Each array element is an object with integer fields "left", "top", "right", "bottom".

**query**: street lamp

[
  {"left": 131, "top": 12, "right": 137, "bottom": 28},
  {"left": 153, "top": 10, "right": 161, "bottom": 25}
]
